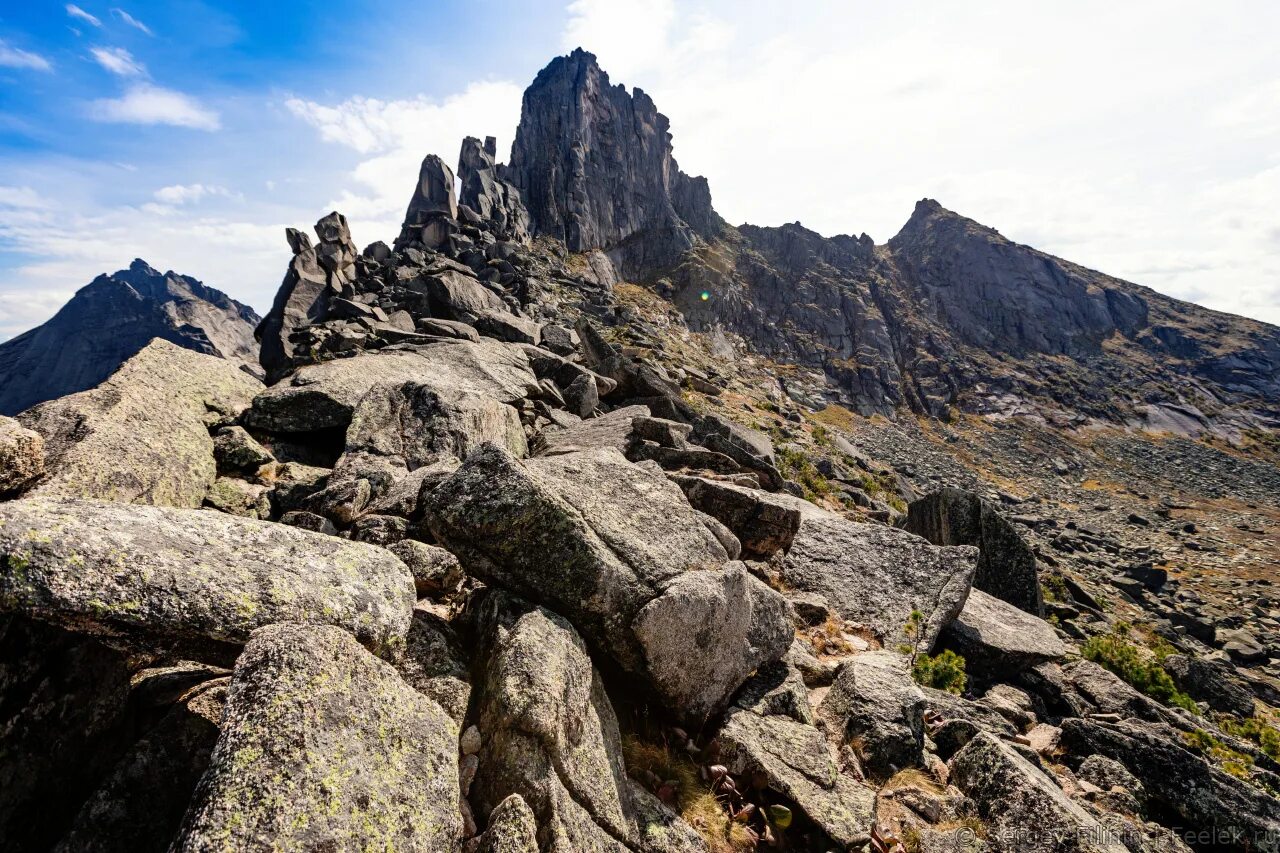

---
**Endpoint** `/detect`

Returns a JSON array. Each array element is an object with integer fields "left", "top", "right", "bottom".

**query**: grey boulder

[
  {"left": 949, "top": 731, "right": 1129, "bottom": 852},
  {"left": 173, "top": 623, "right": 461, "bottom": 851},
  {"left": 0, "top": 498, "right": 414, "bottom": 658},
  {"left": 903, "top": 486, "right": 1043, "bottom": 615},
  {"left": 18, "top": 340, "right": 261, "bottom": 508},
  {"left": 941, "top": 588, "right": 1066, "bottom": 678},
  {"left": 426, "top": 444, "right": 791, "bottom": 721},
  {"left": 815, "top": 651, "right": 927, "bottom": 779},
  {"left": 780, "top": 503, "right": 977, "bottom": 651}
]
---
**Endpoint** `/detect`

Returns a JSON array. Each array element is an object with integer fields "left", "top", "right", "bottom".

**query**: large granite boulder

[
  {"left": 426, "top": 444, "right": 791, "bottom": 721},
  {"left": 469, "top": 591, "right": 705, "bottom": 852},
  {"left": 173, "top": 623, "right": 461, "bottom": 851},
  {"left": 257, "top": 214, "right": 356, "bottom": 383},
  {"left": 0, "top": 415, "right": 44, "bottom": 495},
  {"left": 244, "top": 339, "right": 536, "bottom": 434},
  {"left": 815, "top": 651, "right": 927, "bottom": 779},
  {"left": 903, "top": 486, "right": 1043, "bottom": 614},
  {"left": 17, "top": 340, "right": 261, "bottom": 507},
  {"left": 1162, "top": 654, "right": 1255, "bottom": 717},
  {"left": 949, "top": 732, "right": 1130, "bottom": 852},
  {"left": 0, "top": 259, "right": 259, "bottom": 416},
  {"left": 466, "top": 794, "right": 538, "bottom": 853},
  {"left": 941, "top": 589, "right": 1066, "bottom": 679},
  {"left": 0, "top": 498, "right": 414, "bottom": 658},
  {"left": 780, "top": 502, "right": 977, "bottom": 651}
]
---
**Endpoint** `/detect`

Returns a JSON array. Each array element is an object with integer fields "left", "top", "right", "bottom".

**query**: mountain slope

[{"left": 0, "top": 260, "right": 260, "bottom": 415}]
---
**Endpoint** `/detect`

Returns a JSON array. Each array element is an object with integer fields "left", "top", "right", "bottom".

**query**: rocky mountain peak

[
  {"left": 504, "top": 48, "right": 721, "bottom": 278},
  {"left": 0, "top": 262, "right": 260, "bottom": 415}
]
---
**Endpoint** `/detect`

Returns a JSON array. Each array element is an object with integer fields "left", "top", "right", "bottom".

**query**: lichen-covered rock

[
  {"left": 341, "top": 374, "right": 528, "bottom": 471},
  {"left": 386, "top": 539, "right": 464, "bottom": 598},
  {"left": 465, "top": 793, "right": 538, "bottom": 853},
  {"left": 1059, "top": 717, "right": 1280, "bottom": 845},
  {"left": 54, "top": 679, "right": 226, "bottom": 853},
  {"left": 903, "top": 486, "right": 1043, "bottom": 614},
  {"left": 173, "top": 623, "right": 460, "bottom": 851},
  {"left": 211, "top": 426, "right": 274, "bottom": 474},
  {"left": 0, "top": 498, "right": 414, "bottom": 657},
  {"left": 716, "top": 708, "right": 874, "bottom": 848},
  {"left": 1162, "top": 653, "right": 1255, "bottom": 717},
  {"left": 950, "top": 732, "right": 1129, "bottom": 853},
  {"left": 17, "top": 340, "right": 261, "bottom": 507},
  {"left": 202, "top": 476, "right": 271, "bottom": 519},
  {"left": 780, "top": 504, "right": 977, "bottom": 651},
  {"left": 391, "top": 605, "right": 471, "bottom": 723},
  {"left": 0, "top": 415, "right": 44, "bottom": 495},
  {"left": 816, "top": 651, "right": 927, "bottom": 779},
  {"left": 941, "top": 589, "right": 1066, "bottom": 678},
  {"left": 245, "top": 339, "right": 535, "bottom": 433},
  {"left": 426, "top": 444, "right": 791, "bottom": 721},
  {"left": 469, "top": 591, "right": 706, "bottom": 852}
]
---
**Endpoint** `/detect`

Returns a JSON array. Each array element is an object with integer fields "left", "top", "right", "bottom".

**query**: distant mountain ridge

[{"left": 0, "top": 259, "right": 259, "bottom": 415}]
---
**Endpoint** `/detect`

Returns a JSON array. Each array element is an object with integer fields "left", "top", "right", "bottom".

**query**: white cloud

[
  {"left": 0, "top": 40, "right": 53, "bottom": 72},
  {"left": 90, "top": 45, "right": 145, "bottom": 77},
  {"left": 65, "top": 4, "right": 102, "bottom": 27},
  {"left": 285, "top": 80, "right": 523, "bottom": 238},
  {"left": 90, "top": 84, "right": 220, "bottom": 130},
  {"left": 110, "top": 8, "right": 153, "bottom": 36},
  {"left": 153, "top": 183, "right": 233, "bottom": 205}
]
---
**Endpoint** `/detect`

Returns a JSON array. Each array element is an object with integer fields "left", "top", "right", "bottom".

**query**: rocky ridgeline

[
  {"left": 1, "top": 47, "right": 1280, "bottom": 853},
  {"left": 0, "top": 260, "right": 259, "bottom": 416}
]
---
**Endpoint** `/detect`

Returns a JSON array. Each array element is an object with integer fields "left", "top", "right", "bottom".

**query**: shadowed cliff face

[
  {"left": 0, "top": 260, "right": 259, "bottom": 416},
  {"left": 503, "top": 48, "right": 721, "bottom": 278}
]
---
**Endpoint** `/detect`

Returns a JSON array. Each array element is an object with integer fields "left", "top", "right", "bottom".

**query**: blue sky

[{"left": 2, "top": 1, "right": 1279, "bottom": 339}]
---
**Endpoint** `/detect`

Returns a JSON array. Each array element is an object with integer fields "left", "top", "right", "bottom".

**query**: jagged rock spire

[{"left": 503, "top": 48, "right": 721, "bottom": 278}]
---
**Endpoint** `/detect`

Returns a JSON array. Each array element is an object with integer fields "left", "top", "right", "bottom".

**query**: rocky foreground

[{"left": 3, "top": 48, "right": 1280, "bottom": 853}]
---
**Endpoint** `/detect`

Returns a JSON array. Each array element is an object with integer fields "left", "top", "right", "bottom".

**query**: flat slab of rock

[
  {"left": 717, "top": 709, "right": 874, "bottom": 848},
  {"left": 245, "top": 339, "right": 536, "bottom": 433},
  {"left": 941, "top": 588, "right": 1066, "bottom": 677},
  {"left": 0, "top": 415, "right": 44, "bottom": 495},
  {"left": 536, "top": 404, "right": 651, "bottom": 456},
  {"left": 18, "top": 340, "right": 261, "bottom": 507},
  {"left": 950, "top": 731, "right": 1129, "bottom": 852},
  {"left": 173, "top": 623, "right": 460, "bottom": 851},
  {"left": 780, "top": 504, "right": 977, "bottom": 651},
  {"left": 0, "top": 498, "right": 414, "bottom": 657},
  {"left": 426, "top": 444, "right": 791, "bottom": 721}
]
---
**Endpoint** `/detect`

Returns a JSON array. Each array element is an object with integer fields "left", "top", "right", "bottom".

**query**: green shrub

[
  {"left": 1181, "top": 729, "right": 1255, "bottom": 778},
  {"left": 1082, "top": 629, "right": 1198, "bottom": 713},
  {"left": 1041, "top": 574, "right": 1069, "bottom": 604},
  {"left": 912, "top": 650, "right": 968, "bottom": 694},
  {"left": 776, "top": 446, "right": 832, "bottom": 502},
  {"left": 1219, "top": 715, "right": 1280, "bottom": 762}
]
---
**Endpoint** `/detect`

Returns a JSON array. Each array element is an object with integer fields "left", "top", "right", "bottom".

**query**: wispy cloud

[
  {"left": 153, "top": 183, "right": 233, "bottom": 205},
  {"left": 0, "top": 40, "right": 53, "bottom": 72},
  {"left": 90, "top": 45, "right": 145, "bottom": 77},
  {"left": 90, "top": 84, "right": 220, "bottom": 130},
  {"left": 110, "top": 8, "right": 153, "bottom": 36},
  {"left": 65, "top": 4, "right": 102, "bottom": 27}
]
